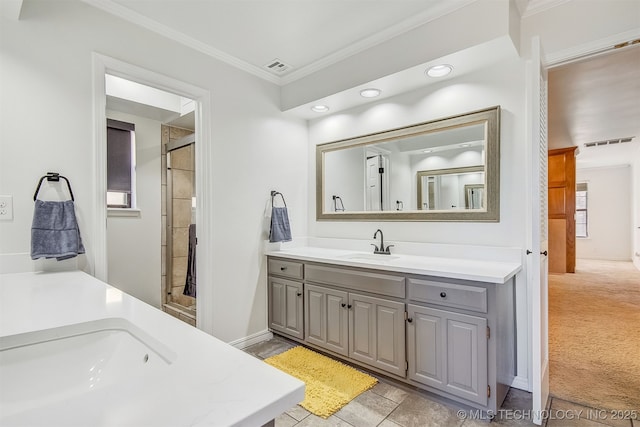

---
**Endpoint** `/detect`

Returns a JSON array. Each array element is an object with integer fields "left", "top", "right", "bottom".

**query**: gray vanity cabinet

[
  {"left": 407, "top": 304, "right": 488, "bottom": 406},
  {"left": 266, "top": 255, "right": 515, "bottom": 414},
  {"left": 268, "top": 259, "right": 304, "bottom": 339}
]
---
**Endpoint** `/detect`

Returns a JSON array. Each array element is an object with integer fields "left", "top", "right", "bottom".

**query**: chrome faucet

[{"left": 372, "top": 229, "right": 394, "bottom": 254}]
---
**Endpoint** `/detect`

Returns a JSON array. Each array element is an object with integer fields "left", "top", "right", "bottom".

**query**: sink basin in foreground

[
  {"left": 0, "top": 318, "right": 176, "bottom": 419},
  {"left": 338, "top": 253, "right": 400, "bottom": 262}
]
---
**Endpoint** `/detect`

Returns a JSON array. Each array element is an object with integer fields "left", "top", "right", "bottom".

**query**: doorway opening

[
  {"left": 546, "top": 43, "right": 640, "bottom": 411},
  {"left": 92, "top": 53, "right": 213, "bottom": 334}
]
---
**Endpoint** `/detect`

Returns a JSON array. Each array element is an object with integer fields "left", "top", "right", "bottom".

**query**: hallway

[{"left": 549, "top": 259, "right": 640, "bottom": 412}]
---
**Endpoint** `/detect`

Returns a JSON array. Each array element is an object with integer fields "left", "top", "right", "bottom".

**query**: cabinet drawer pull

[
  {"left": 440, "top": 292, "right": 447, "bottom": 298},
  {"left": 280, "top": 267, "right": 287, "bottom": 271},
  {"left": 297, "top": 292, "right": 302, "bottom": 297}
]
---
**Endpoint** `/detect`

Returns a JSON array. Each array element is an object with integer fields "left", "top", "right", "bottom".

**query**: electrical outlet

[{"left": 0, "top": 195, "right": 13, "bottom": 220}]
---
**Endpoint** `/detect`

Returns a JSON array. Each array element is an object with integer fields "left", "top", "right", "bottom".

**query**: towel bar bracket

[{"left": 33, "top": 172, "right": 75, "bottom": 201}]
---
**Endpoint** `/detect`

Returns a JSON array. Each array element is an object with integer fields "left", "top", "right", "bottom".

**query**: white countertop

[
  {"left": 0, "top": 271, "right": 304, "bottom": 427},
  {"left": 266, "top": 246, "right": 521, "bottom": 284}
]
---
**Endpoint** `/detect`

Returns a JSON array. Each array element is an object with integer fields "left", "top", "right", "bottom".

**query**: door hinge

[
  {"left": 404, "top": 311, "right": 408, "bottom": 321},
  {"left": 487, "top": 385, "right": 491, "bottom": 398},
  {"left": 405, "top": 361, "right": 408, "bottom": 371},
  {"left": 486, "top": 326, "right": 490, "bottom": 340}
]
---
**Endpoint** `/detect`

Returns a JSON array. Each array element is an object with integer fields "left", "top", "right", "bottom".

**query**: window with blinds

[
  {"left": 576, "top": 182, "right": 588, "bottom": 238},
  {"left": 107, "top": 119, "right": 135, "bottom": 208}
]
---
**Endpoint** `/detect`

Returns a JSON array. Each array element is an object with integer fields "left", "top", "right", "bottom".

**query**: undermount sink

[
  {"left": 0, "top": 318, "right": 176, "bottom": 420},
  {"left": 338, "top": 253, "right": 400, "bottom": 262}
]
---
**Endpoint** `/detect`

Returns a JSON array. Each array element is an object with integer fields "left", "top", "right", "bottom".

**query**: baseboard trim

[
  {"left": 229, "top": 329, "right": 273, "bottom": 350},
  {"left": 511, "top": 376, "right": 530, "bottom": 392}
]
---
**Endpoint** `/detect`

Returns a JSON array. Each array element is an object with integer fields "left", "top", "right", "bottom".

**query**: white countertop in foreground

[
  {"left": 0, "top": 271, "right": 304, "bottom": 427},
  {"left": 266, "top": 247, "right": 522, "bottom": 284}
]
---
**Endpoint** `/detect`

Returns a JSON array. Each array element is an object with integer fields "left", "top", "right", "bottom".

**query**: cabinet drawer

[
  {"left": 306, "top": 264, "right": 405, "bottom": 298},
  {"left": 408, "top": 278, "right": 487, "bottom": 313},
  {"left": 268, "top": 258, "right": 303, "bottom": 280}
]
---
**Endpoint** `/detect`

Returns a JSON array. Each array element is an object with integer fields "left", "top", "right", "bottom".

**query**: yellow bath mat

[{"left": 264, "top": 346, "right": 378, "bottom": 418}]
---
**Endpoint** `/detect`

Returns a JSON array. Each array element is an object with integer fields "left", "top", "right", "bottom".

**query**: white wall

[
  {"left": 106, "top": 110, "right": 161, "bottom": 308},
  {"left": 308, "top": 55, "right": 530, "bottom": 383},
  {"left": 576, "top": 165, "right": 632, "bottom": 261},
  {"left": 0, "top": 0, "right": 308, "bottom": 343}
]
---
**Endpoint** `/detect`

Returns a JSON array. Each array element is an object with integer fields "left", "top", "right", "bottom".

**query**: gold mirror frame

[{"left": 316, "top": 106, "right": 500, "bottom": 222}]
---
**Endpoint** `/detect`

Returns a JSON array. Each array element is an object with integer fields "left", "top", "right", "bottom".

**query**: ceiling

[
  {"left": 84, "top": 0, "right": 639, "bottom": 167},
  {"left": 549, "top": 43, "right": 640, "bottom": 167},
  {"left": 87, "top": 0, "right": 476, "bottom": 84}
]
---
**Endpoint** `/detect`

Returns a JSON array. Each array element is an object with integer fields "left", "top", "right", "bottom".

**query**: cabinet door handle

[
  {"left": 407, "top": 318, "right": 413, "bottom": 323},
  {"left": 440, "top": 292, "right": 447, "bottom": 298},
  {"left": 341, "top": 303, "right": 346, "bottom": 308},
  {"left": 540, "top": 251, "right": 548, "bottom": 256},
  {"left": 347, "top": 304, "right": 352, "bottom": 309},
  {"left": 297, "top": 292, "right": 302, "bottom": 297}
]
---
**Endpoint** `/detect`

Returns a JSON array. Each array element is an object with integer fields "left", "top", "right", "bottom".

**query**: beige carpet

[{"left": 549, "top": 259, "right": 640, "bottom": 411}]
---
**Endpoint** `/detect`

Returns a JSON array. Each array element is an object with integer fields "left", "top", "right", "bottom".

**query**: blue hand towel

[
  {"left": 269, "top": 206, "right": 292, "bottom": 243},
  {"left": 31, "top": 200, "right": 85, "bottom": 261}
]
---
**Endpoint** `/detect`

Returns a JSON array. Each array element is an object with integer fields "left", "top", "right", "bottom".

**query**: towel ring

[
  {"left": 33, "top": 172, "right": 75, "bottom": 201},
  {"left": 270, "top": 190, "right": 287, "bottom": 208}
]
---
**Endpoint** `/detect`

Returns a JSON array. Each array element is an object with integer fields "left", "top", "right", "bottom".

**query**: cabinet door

[
  {"left": 350, "top": 293, "right": 405, "bottom": 376},
  {"left": 445, "top": 310, "right": 487, "bottom": 406},
  {"left": 407, "top": 304, "right": 445, "bottom": 388},
  {"left": 305, "top": 284, "right": 348, "bottom": 356},
  {"left": 407, "top": 305, "right": 487, "bottom": 406},
  {"left": 268, "top": 277, "right": 303, "bottom": 339}
]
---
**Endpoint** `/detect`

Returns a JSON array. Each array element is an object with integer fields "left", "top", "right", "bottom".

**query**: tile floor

[{"left": 244, "top": 336, "right": 638, "bottom": 427}]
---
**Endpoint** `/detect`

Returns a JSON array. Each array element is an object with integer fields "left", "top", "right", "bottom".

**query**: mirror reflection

[{"left": 317, "top": 106, "right": 500, "bottom": 222}]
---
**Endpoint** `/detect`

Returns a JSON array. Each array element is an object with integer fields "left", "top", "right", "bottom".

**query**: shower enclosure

[{"left": 161, "top": 125, "right": 196, "bottom": 326}]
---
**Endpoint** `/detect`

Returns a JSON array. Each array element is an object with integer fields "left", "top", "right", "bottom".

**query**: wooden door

[{"left": 548, "top": 146, "right": 577, "bottom": 273}]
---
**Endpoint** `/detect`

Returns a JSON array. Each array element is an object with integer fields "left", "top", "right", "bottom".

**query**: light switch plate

[{"left": 0, "top": 195, "right": 14, "bottom": 220}]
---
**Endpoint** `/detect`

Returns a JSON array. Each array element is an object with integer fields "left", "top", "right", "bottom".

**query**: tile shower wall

[{"left": 161, "top": 125, "right": 195, "bottom": 310}]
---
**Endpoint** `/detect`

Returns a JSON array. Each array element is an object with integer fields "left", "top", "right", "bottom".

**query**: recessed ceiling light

[
  {"left": 360, "top": 88, "right": 381, "bottom": 98},
  {"left": 426, "top": 64, "right": 453, "bottom": 78},
  {"left": 423, "top": 149, "right": 433, "bottom": 153},
  {"left": 311, "top": 105, "right": 329, "bottom": 113},
  {"left": 460, "top": 143, "right": 470, "bottom": 148}
]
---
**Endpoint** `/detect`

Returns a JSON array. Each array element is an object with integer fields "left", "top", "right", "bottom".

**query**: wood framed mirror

[{"left": 316, "top": 106, "right": 500, "bottom": 221}]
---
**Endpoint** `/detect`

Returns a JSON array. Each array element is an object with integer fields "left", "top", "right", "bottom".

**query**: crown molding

[
  {"left": 82, "top": 0, "right": 281, "bottom": 85},
  {"left": 546, "top": 28, "right": 640, "bottom": 67},
  {"left": 280, "top": 0, "right": 476, "bottom": 85},
  {"left": 520, "top": 0, "right": 571, "bottom": 18}
]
